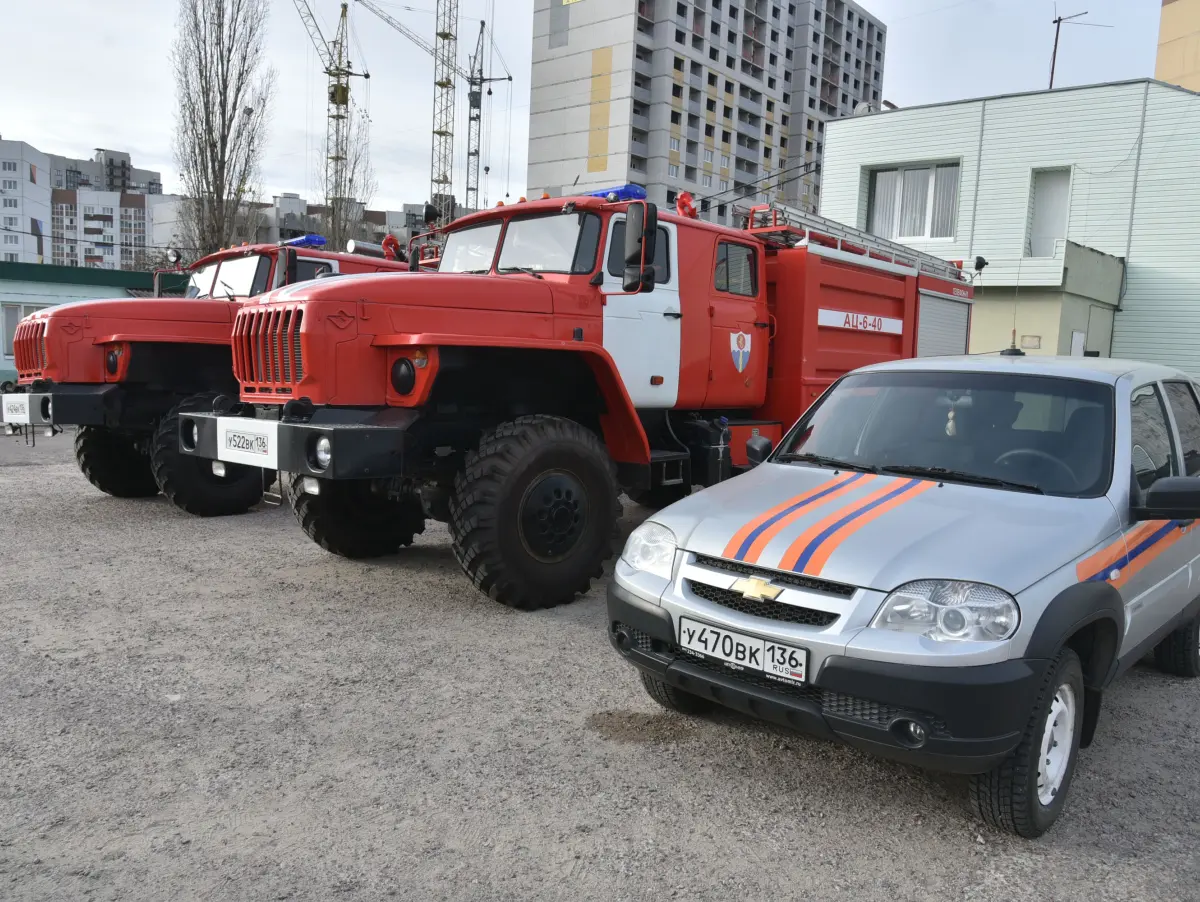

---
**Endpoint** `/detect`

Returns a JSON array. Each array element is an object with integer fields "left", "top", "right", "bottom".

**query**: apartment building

[
  {"left": 0, "top": 139, "right": 53, "bottom": 265},
  {"left": 526, "top": 0, "right": 885, "bottom": 224},
  {"left": 1157, "top": 0, "right": 1200, "bottom": 91},
  {"left": 50, "top": 189, "right": 166, "bottom": 271}
]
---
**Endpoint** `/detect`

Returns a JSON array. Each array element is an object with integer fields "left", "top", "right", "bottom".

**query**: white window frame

[
  {"left": 720, "top": 154, "right": 730, "bottom": 168},
  {"left": 1, "top": 180, "right": 17, "bottom": 191},
  {"left": 668, "top": 163, "right": 680, "bottom": 178},
  {"left": 1, "top": 161, "right": 16, "bottom": 172},
  {"left": 669, "top": 137, "right": 680, "bottom": 152},
  {"left": 703, "top": 149, "right": 714, "bottom": 163},
  {"left": 702, "top": 174, "right": 713, "bottom": 188},
  {"left": 868, "top": 162, "right": 960, "bottom": 241}
]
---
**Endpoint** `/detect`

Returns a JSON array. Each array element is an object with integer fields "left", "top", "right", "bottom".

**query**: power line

[{"left": 695, "top": 159, "right": 820, "bottom": 206}]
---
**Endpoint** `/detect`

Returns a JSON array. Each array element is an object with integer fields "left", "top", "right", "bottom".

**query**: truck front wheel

[
  {"left": 74, "top": 426, "right": 160, "bottom": 499},
  {"left": 151, "top": 395, "right": 264, "bottom": 517},
  {"left": 450, "top": 415, "right": 620, "bottom": 610},
  {"left": 286, "top": 477, "right": 426, "bottom": 559}
]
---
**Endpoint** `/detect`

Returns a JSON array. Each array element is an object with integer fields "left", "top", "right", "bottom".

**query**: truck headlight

[
  {"left": 620, "top": 522, "right": 677, "bottom": 581},
  {"left": 871, "top": 580, "right": 1019, "bottom": 642}
]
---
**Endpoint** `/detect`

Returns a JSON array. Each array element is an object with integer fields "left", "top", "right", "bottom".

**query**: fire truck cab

[
  {"left": 2, "top": 237, "right": 408, "bottom": 516},
  {"left": 177, "top": 188, "right": 974, "bottom": 607}
]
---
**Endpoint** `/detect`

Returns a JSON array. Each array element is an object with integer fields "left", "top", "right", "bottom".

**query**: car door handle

[
  {"left": 663, "top": 310, "right": 682, "bottom": 319},
  {"left": 1181, "top": 519, "right": 1195, "bottom": 528}
]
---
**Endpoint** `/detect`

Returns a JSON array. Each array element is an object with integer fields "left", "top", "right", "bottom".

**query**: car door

[
  {"left": 1118, "top": 382, "right": 1192, "bottom": 654},
  {"left": 1162, "top": 380, "right": 1200, "bottom": 600},
  {"left": 600, "top": 216, "right": 681, "bottom": 408}
]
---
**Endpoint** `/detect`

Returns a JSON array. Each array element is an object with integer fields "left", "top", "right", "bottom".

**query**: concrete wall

[
  {"left": 968, "top": 289, "right": 1115, "bottom": 358},
  {"left": 1158, "top": 0, "right": 1200, "bottom": 92}
]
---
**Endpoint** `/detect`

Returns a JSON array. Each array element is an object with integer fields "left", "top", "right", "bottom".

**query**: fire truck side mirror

[
  {"left": 284, "top": 247, "right": 298, "bottom": 286},
  {"left": 622, "top": 202, "right": 658, "bottom": 293},
  {"left": 746, "top": 435, "right": 773, "bottom": 468}
]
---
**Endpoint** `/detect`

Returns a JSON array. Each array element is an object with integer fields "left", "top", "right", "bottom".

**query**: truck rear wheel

[
  {"left": 151, "top": 395, "right": 264, "bottom": 517},
  {"left": 286, "top": 477, "right": 426, "bottom": 559},
  {"left": 449, "top": 415, "right": 620, "bottom": 610},
  {"left": 74, "top": 426, "right": 160, "bottom": 499}
]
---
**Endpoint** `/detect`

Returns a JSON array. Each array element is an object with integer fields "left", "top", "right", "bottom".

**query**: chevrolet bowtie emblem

[{"left": 731, "top": 576, "right": 782, "bottom": 601}]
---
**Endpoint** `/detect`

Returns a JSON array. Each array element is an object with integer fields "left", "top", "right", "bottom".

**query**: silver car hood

[{"left": 656, "top": 463, "right": 1120, "bottom": 595}]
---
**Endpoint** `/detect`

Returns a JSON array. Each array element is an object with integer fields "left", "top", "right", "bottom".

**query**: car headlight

[
  {"left": 620, "top": 522, "right": 677, "bottom": 580},
  {"left": 871, "top": 580, "right": 1019, "bottom": 642}
]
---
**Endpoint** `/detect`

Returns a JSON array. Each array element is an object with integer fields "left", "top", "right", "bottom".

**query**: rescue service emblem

[
  {"left": 730, "top": 331, "right": 752, "bottom": 373},
  {"left": 730, "top": 576, "right": 782, "bottom": 601}
]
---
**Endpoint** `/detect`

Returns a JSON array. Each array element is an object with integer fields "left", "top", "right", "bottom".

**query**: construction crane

[
  {"left": 293, "top": 1, "right": 369, "bottom": 248},
  {"left": 356, "top": 0, "right": 511, "bottom": 223}
]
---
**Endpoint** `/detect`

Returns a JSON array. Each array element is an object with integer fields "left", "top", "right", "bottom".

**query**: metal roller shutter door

[{"left": 917, "top": 294, "right": 970, "bottom": 357}]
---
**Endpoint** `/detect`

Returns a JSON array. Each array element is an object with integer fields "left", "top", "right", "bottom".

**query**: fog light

[
  {"left": 190, "top": 422, "right": 198, "bottom": 446},
  {"left": 890, "top": 718, "right": 928, "bottom": 748},
  {"left": 300, "top": 476, "right": 321, "bottom": 496},
  {"left": 390, "top": 357, "right": 416, "bottom": 395},
  {"left": 105, "top": 349, "right": 120, "bottom": 375},
  {"left": 314, "top": 436, "right": 332, "bottom": 470},
  {"left": 212, "top": 461, "right": 227, "bottom": 478},
  {"left": 40, "top": 397, "right": 52, "bottom": 422},
  {"left": 907, "top": 722, "right": 926, "bottom": 744}
]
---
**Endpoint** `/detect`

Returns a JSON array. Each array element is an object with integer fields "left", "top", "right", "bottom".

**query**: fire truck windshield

[
  {"left": 439, "top": 212, "right": 601, "bottom": 275},
  {"left": 186, "top": 254, "right": 271, "bottom": 299}
]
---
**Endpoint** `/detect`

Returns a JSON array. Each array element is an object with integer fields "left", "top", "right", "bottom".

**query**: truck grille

[
  {"left": 233, "top": 307, "right": 303, "bottom": 393},
  {"left": 13, "top": 320, "right": 47, "bottom": 378},
  {"left": 686, "top": 580, "right": 839, "bottom": 627}
]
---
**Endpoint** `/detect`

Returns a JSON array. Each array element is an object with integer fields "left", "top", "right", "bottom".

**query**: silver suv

[{"left": 608, "top": 355, "right": 1200, "bottom": 837}]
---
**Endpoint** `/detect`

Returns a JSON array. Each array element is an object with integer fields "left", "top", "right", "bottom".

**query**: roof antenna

[
  {"left": 1050, "top": 8, "right": 1113, "bottom": 89},
  {"left": 1001, "top": 258, "right": 1026, "bottom": 356}
]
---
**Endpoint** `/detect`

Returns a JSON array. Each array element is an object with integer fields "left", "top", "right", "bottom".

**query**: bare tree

[
  {"left": 172, "top": 0, "right": 276, "bottom": 257},
  {"left": 318, "top": 109, "right": 377, "bottom": 249}
]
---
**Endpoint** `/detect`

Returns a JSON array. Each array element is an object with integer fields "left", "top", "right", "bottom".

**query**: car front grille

[
  {"left": 685, "top": 580, "right": 840, "bottom": 628},
  {"left": 233, "top": 306, "right": 303, "bottom": 393},
  {"left": 13, "top": 320, "right": 47, "bottom": 378},
  {"left": 692, "top": 554, "right": 856, "bottom": 598}
]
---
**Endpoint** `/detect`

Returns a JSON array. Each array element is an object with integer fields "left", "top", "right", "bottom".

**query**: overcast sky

[{"left": 2, "top": 0, "right": 1163, "bottom": 211}]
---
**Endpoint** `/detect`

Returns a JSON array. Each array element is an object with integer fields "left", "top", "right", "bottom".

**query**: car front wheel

[{"left": 970, "top": 647, "right": 1084, "bottom": 838}]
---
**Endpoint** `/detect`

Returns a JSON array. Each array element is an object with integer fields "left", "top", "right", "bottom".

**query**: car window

[
  {"left": 606, "top": 221, "right": 671, "bottom": 283},
  {"left": 714, "top": 242, "right": 756, "bottom": 296},
  {"left": 1164, "top": 382, "right": 1200, "bottom": 476},
  {"left": 1130, "top": 384, "right": 1178, "bottom": 492},
  {"left": 776, "top": 370, "right": 1115, "bottom": 497},
  {"left": 294, "top": 259, "right": 333, "bottom": 283}
]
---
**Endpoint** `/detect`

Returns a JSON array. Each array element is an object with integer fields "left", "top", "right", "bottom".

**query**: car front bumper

[
  {"left": 178, "top": 406, "right": 421, "bottom": 480},
  {"left": 2, "top": 384, "right": 122, "bottom": 430},
  {"left": 608, "top": 579, "right": 1047, "bottom": 775}
]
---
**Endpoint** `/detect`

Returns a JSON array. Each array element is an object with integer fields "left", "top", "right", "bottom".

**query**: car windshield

[
  {"left": 439, "top": 212, "right": 601, "bottom": 275},
  {"left": 439, "top": 222, "right": 502, "bottom": 273},
  {"left": 186, "top": 254, "right": 271, "bottom": 299},
  {"left": 776, "top": 369, "right": 1115, "bottom": 497}
]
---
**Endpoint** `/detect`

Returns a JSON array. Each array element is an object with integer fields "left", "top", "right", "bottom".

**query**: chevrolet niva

[{"left": 609, "top": 354, "right": 1200, "bottom": 837}]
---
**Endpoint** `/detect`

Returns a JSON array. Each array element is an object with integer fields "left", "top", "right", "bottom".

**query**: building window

[
  {"left": 671, "top": 111, "right": 682, "bottom": 124},
  {"left": 3, "top": 235, "right": 19, "bottom": 245},
  {"left": 725, "top": 79, "right": 734, "bottom": 93},
  {"left": 3, "top": 253, "right": 16, "bottom": 263},
  {"left": 705, "top": 124, "right": 715, "bottom": 137},
  {"left": 707, "top": 98, "right": 717, "bottom": 112},
  {"left": 1025, "top": 168, "right": 1071, "bottom": 258},
  {"left": 670, "top": 137, "right": 681, "bottom": 152},
  {"left": 2, "top": 217, "right": 15, "bottom": 227},
  {"left": 1, "top": 180, "right": 16, "bottom": 191},
  {"left": 668, "top": 163, "right": 680, "bottom": 178},
  {"left": 708, "top": 72, "right": 718, "bottom": 86},
  {"left": 672, "top": 84, "right": 683, "bottom": 98},
  {"left": 704, "top": 149, "right": 714, "bottom": 163},
  {"left": 702, "top": 174, "right": 713, "bottom": 188},
  {"left": 868, "top": 163, "right": 961, "bottom": 240},
  {"left": 720, "top": 179, "right": 729, "bottom": 191},
  {"left": 723, "top": 105, "right": 732, "bottom": 118},
  {"left": 722, "top": 130, "right": 731, "bottom": 144},
  {"left": 0, "top": 162, "right": 15, "bottom": 172},
  {"left": 721, "top": 154, "right": 730, "bottom": 168}
]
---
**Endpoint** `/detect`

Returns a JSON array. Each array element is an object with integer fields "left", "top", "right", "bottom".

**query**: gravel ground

[{"left": 2, "top": 433, "right": 1199, "bottom": 902}]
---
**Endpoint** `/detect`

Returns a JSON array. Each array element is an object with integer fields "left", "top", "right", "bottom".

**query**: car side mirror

[
  {"left": 1132, "top": 475, "right": 1200, "bottom": 520},
  {"left": 746, "top": 435, "right": 773, "bottom": 468},
  {"left": 622, "top": 202, "right": 658, "bottom": 293}
]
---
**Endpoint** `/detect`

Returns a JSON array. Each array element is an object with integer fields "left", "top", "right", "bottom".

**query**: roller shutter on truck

[{"left": 917, "top": 292, "right": 970, "bottom": 357}]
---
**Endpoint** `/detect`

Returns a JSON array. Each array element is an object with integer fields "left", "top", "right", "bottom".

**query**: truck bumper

[
  {"left": 178, "top": 406, "right": 419, "bottom": 480},
  {"left": 2, "top": 384, "right": 122, "bottom": 429},
  {"left": 608, "top": 583, "right": 1046, "bottom": 775}
]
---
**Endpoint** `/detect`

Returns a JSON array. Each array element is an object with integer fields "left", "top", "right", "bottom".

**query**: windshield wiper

[
  {"left": 498, "top": 266, "right": 544, "bottom": 280},
  {"left": 458, "top": 268, "right": 490, "bottom": 274},
  {"left": 775, "top": 452, "right": 880, "bottom": 474},
  {"left": 880, "top": 465, "right": 1044, "bottom": 494},
  {"left": 218, "top": 279, "right": 237, "bottom": 301}
]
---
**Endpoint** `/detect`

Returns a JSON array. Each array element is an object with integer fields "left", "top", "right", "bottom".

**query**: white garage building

[{"left": 818, "top": 79, "right": 1199, "bottom": 371}]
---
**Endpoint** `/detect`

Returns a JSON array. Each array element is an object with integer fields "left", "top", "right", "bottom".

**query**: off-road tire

[
  {"left": 1154, "top": 611, "right": 1200, "bottom": 678},
  {"left": 628, "top": 483, "right": 691, "bottom": 509},
  {"left": 969, "top": 647, "right": 1084, "bottom": 838},
  {"left": 449, "top": 415, "right": 620, "bottom": 610},
  {"left": 74, "top": 426, "right": 160, "bottom": 498},
  {"left": 0, "top": 380, "right": 15, "bottom": 393},
  {"left": 640, "top": 671, "right": 713, "bottom": 715},
  {"left": 286, "top": 477, "right": 426, "bottom": 559},
  {"left": 151, "top": 394, "right": 263, "bottom": 517}
]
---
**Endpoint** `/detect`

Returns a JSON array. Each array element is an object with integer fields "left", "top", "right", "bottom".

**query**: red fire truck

[
  {"left": 2, "top": 237, "right": 408, "bottom": 516},
  {"left": 175, "top": 190, "right": 974, "bottom": 606}
]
